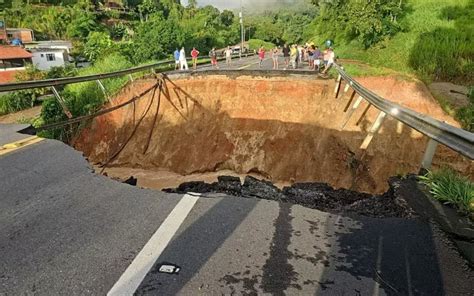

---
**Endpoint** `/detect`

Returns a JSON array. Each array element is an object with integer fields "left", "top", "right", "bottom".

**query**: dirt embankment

[{"left": 74, "top": 73, "right": 473, "bottom": 194}]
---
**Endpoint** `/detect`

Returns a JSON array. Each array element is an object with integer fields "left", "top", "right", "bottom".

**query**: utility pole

[{"left": 239, "top": 0, "right": 244, "bottom": 59}]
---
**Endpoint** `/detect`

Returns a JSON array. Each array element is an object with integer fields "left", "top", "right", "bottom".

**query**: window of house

[
  {"left": 46, "top": 54, "right": 55, "bottom": 61},
  {"left": 40, "top": 54, "right": 44, "bottom": 58}
]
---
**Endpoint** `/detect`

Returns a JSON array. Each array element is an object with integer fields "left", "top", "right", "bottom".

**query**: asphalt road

[{"left": 1, "top": 97, "right": 473, "bottom": 294}]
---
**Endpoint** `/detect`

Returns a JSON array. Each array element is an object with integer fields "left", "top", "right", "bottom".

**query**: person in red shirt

[
  {"left": 191, "top": 47, "right": 200, "bottom": 70},
  {"left": 258, "top": 46, "right": 266, "bottom": 68}
]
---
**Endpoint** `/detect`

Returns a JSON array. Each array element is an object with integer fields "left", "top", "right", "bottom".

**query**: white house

[{"left": 31, "top": 48, "right": 68, "bottom": 70}]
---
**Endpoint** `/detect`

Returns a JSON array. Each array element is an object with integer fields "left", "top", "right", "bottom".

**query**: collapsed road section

[{"left": 74, "top": 71, "right": 473, "bottom": 194}]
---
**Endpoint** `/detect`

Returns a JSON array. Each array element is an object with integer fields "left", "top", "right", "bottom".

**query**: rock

[
  {"left": 123, "top": 176, "right": 138, "bottom": 186},
  {"left": 176, "top": 181, "right": 215, "bottom": 193},
  {"left": 242, "top": 176, "right": 285, "bottom": 201},
  {"left": 215, "top": 176, "right": 242, "bottom": 195}
]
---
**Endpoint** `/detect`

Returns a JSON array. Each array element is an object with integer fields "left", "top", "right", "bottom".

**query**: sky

[{"left": 180, "top": 0, "right": 305, "bottom": 10}]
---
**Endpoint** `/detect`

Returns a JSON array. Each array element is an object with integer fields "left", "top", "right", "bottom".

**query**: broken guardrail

[{"left": 333, "top": 63, "right": 474, "bottom": 169}]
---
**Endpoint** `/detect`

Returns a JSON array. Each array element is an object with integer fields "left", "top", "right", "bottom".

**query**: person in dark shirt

[
  {"left": 313, "top": 46, "right": 322, "bottom": 72},
  {"left": 282, "top": 44, "right": 290, "bottom": 69}
]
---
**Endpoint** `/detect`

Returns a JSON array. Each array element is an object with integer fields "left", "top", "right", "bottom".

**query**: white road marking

[{"left": 107, "top": 193, "right": 200, "bottom": 296}]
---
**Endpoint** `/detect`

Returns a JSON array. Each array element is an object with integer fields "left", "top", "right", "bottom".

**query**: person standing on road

[
  {"left": 272, "top": 46, "right": 279, "bottom": 70},
  {"left": 322, "top": 47, "right": 335, "bottom": 75},
  {"left": 314, "top": 46, "right": 322, "bottom": 72},
  {"left": 282, "top": 44, "right": 290, "bottom": 70},
  {"left": 225, "top": 46, "right": 233, "bottom": 67},
  {"left": 298, "top": 45, "right": 304, "bottom": 65},
  {"left": 308, "top": 45, "right": 315, "bottom": 70},
  {"left": 174, "top": 48, "right": 180, "bottom": 70},
  {"left": 179, "top": 47, "right": 189, "bottom": 70},
  {"left": 258, "top": 46, "right": 266, "bottom": 68},
  {"left": 209, "top": 47, "right": 219, "bottom": 69},
  {"left": 290, "top": 45, "right": 298, "bottom": 69},
  {"left": 191, "top": 47, "right": 200, "bottom": 70}
]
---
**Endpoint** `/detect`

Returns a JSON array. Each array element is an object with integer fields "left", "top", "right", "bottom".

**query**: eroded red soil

[{"left": 74, "top": 73, "right": 473, "bottom": 194}]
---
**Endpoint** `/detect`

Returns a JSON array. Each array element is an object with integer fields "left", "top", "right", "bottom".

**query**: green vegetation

[
  {"left": 248, "top": 39, "right": 276, "bottom": 51},
  {"left": 0, "top": 65, "right": 77, "bottom": 115},
  {"left": 37, "top": 53, "right": 132, "bottom": 139},
  {"left": 419, "top": 168, "right": 474, "bottom": 216},
  {"left": 304, "top": 0, "right": 473, "bottom": 84},
  {"left": 245, "top": 5, "right": 316, "bottom": 46},
  {"left": 457, "top": 87, "right": 474, "bottom": 132},
  {"left": 1, "top": 0, "right": 472, "bottom": 135},
  {"left": 340, "top": 63, "right": 400, "bottom": 78}
]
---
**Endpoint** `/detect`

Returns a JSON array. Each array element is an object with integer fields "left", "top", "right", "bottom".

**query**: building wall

[
  {"left": 31, "top": 51, "right": 66, "bottom": 70},
  {"left": 6, "top": 29, "right": 34, "bottom": 43},
  {"left": 19, "top": 31, "right": 33, "bottom": 43}
]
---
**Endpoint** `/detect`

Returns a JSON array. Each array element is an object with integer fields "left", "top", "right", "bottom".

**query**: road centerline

[
  {"left": 0, "top": 136, "right": 45, "bottom": 157},
  {"left": 107, "top": 193, "right": 200, "bottom": 296}
]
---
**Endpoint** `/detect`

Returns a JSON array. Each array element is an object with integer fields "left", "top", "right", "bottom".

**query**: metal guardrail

[
  {"left": 0, "top": 53, "right": 255, "bottom": 93},
  {"left": 333, "top": 63, "right": 474, "bottom": 162}
]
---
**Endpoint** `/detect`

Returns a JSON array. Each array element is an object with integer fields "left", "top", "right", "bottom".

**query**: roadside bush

[
  {"left": 0, "top": 91, "right": 36, "bottom": 115},
  {"left": 419, "top": 168, "right": 474, "bottom": 216},
  {"left": 455, "top": 86, "right": 474, "bottom": 132},
  {"left": 39, "top": 53, "right": 132, "bottom": 139},
  {"left": 0, "top": 65, "right": 79, "bottom": 116}
]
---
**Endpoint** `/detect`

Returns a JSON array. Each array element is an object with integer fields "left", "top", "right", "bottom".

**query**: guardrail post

[
  {"left": 334, "top": 75, "right": 342, "bottom": 98},
  {"left": 356, "top": 103, "right": 372, "bottom": 126},
  {"left": 96, "top": 79, "right": 111, "bottom": 103},
  {"left": 341, "top": 95, "right": 364, "bottom": 129},
  {"left": 51, "top": 86, "right": 73, "bottom": 119},
  {"left": 360, "top": 111, "right": 386, "bottom": 150},
  {"left": 344, "top": 90, "right": 357, "bottom": 112},
  {"left": 342, "top": 82, "right": 351, "bottom": 98},
  {"left": 128, "top": 74, "right": 134, "bottom": 82},
  {"left": 421, "top": 138, "right": 439, "bottom": 170}
]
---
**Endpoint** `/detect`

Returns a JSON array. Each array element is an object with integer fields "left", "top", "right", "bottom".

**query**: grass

[
  {"left": 248, "top": 39, "right": 276, "bottom": 51},
  {"left": 340, "top": 62, "right": 412, "bottom": 79},
  {"left": 38, "top": 52, "right": 133, "bottom": 140},
  {"left": 419, "top": 168, "right": 474, "bottom": 216},
  {"left": 308, "top": 0, "right": 473, "bottom": 84}
]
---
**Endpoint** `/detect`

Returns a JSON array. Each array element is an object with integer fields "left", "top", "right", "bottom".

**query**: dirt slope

[{"left": 74, "top": 73, "right": 473, "bottom": 193}]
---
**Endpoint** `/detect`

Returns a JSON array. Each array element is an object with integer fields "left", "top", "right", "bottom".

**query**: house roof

[
  {"left": 31, "top": 48, "right": 66, "bottom": 53},
  {"left": 37, "top": 40, "right": 73, "bottom": 48},
  {"left": 6, "top": 28, "right": 34, "bottom": 32},
  {"left": 0, "top": 46, "right": 33, "bottom": 59},
  {"left": 0, "top": 70, "right": 20, "bottom": 83}
]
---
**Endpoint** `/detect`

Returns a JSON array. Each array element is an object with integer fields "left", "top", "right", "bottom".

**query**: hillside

[{"left": 305, "top": 0, "right": 472, "bottom": 84}]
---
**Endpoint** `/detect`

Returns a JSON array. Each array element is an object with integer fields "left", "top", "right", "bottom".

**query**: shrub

[
  {"left": 248, "top": 39, "right": 276, "bottom": 51},
  {"left": 38, "top": 53, "right": 132, "bottom": 139},
  {"left": 419, "top": 168, "right": 474, "bottom": 215}
]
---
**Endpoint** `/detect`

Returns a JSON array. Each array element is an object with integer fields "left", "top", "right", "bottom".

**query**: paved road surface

[{"left": 1, "top": 65, "right": 473, "bottom": 296}]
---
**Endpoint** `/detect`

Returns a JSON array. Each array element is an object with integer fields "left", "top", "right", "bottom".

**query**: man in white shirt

[
  {"left": 225, "top": 46, "right": 233, "bottom": 66},
  {"left": 179, "top": 47, "right": 189, "bottom": 71}
]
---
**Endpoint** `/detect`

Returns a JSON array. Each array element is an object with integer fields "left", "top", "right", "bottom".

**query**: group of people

[
  {"left": 174, "top": 43, "right": 335, "bottom": 74},
  {"left": 173, "top": 46, "right": 234, "bottom": 71},
  {"left": 270, "top": 43, "right": 335, "bottom": 74},
  {"left": 173, "top": 47, "right": 200, "bottom": 71}
]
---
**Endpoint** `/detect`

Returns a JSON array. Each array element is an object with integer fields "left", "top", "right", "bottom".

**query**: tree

[
  {"left": 132, "top": 12, "right": 179, "bottom": 62},
  {"left": 220, "top": 10, "right": 234, "bottom": 27},
  {"left": 84, "top": 31, "right": 113, "bottom": 62},
  {"left": 309, "top": 0, "right": 403, "bottom": 48}
]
